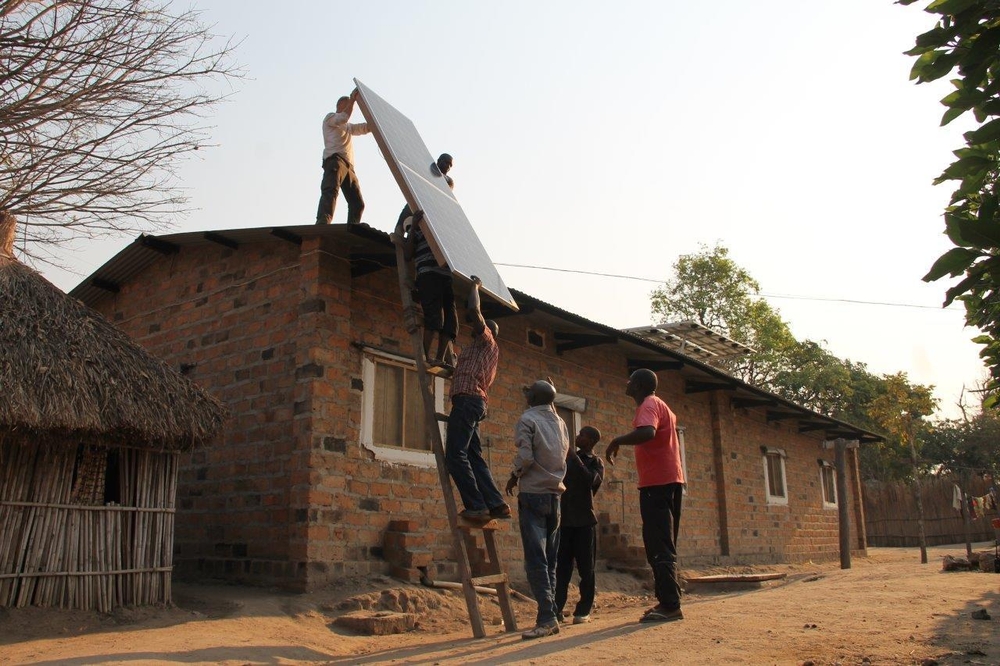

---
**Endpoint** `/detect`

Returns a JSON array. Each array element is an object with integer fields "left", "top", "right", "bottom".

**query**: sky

[{"left": 39, "top": 0, "right": 986, "bottom": 420}]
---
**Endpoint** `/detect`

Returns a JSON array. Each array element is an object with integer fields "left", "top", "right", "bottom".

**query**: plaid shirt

[{"left": 450, "top": 326, "right": 499, "bottom": 403}]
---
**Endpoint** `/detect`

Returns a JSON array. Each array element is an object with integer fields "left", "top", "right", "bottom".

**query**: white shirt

[{"left": 321, "top": 112, "right": 370, "bottom": 163}]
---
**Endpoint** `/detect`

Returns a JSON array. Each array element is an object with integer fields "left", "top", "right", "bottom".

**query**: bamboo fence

[
  {"left": 0, "top": 438, "right": 178, "bottom": 611},
  {"left": 863, "top": 475, "right": 997, "bottom": 547}
]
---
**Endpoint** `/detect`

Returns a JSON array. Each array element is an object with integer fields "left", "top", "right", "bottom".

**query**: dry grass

[{"left": 0, "top": 212, "right": 225, "bottom": 451}]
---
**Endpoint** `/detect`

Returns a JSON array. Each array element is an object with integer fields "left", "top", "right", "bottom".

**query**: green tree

[
  {"left": 864, "top": 372, "right": 938, "bottom": 481},
  {"left": 922, "top": 410, "right": 1000, "bottom": 479},
  {"left": 0, "top": 0, "right": 240, "bottom": 262},
  {"left": 903, "top": 0, "right": 1000, "bottom": 406},
  {"left": 648, "top": 243, "right": 944, "bottom": 483},
  {"left": 866, "top": 371, "right": 938, "bottom": 561},
  {"left": 650, "top": 243, "right": 760, "bottom": 335},
  {"left": 649, "top": 243, "right": 798, "bottom": 388},
  {"left": 771, "top": 340, "right": 854, "bottom": 416}
]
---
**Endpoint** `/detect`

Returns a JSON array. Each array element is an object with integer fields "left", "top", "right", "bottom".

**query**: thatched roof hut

[{"left": 0, "top": 212, "right": 226, "bottom": 611}]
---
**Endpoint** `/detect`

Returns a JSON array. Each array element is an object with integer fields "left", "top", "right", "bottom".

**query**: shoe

[
  {"left": 459, "top": 508, "right": 490, "bottom": 521},
  {"left": 573, "top": 614, "right": 592, "bottom": 624},
  {"left": 489, "top": 503, "right": 511, "bottom": 519},
  {"left": 640, "top": 606, "right": 683, "bottom": 623},
  {"left": 521, "top": 622, "right": 559, "bottom": 640}
]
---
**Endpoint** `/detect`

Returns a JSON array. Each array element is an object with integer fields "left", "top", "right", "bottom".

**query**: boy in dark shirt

[{"left": 555, "top": 425, "right": 604, "bottom": 624}]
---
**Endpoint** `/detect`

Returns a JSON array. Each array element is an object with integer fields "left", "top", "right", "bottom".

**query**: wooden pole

[
  {"left": 849, "top": 447, "right": 868, "bottom": 552},
  {"left": 959, "top": 472, "right": 973, "bottom": 559},
  {"left": 834, "top": 438, "right": 851, "bottom": 569},
  {"left": 908, "top": 417, "right": 928, "bottom": 564}
]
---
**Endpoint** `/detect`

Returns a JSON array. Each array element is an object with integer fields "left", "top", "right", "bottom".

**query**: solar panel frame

[{"left": 353, "top": 78, "right": 517, "bottom": 311}]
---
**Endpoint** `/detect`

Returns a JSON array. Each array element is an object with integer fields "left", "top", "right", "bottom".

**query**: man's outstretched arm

[{"left": 466, "top": 275, "right": 486, "bottom": 335}]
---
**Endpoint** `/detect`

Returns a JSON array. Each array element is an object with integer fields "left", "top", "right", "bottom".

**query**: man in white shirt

[{"left": 316, "top": 89, "right": 371, "bottom": 225}]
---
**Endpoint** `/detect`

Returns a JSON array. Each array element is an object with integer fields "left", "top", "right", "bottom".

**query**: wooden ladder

[{"left": 389, "top": 229, "right": 517, "bottom": 638}]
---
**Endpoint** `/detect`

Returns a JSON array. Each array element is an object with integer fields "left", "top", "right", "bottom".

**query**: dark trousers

[
  {"left": 555, "top": 524, "right": 597, "bottom": 618},
  {"left": 416, "top": 272, "right": 458, "bottom": 339},
  {"left": 444, "top": 395, "right": 504, "bottom": 512},
  {"left": 316, "top": 154, "right": 364, "bottom": 224},
  {"left": 639, "top": 483, "right": 683, "bottom": 610}
]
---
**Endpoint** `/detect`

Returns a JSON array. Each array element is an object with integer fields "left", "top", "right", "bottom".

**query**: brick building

[{"left": 70, "top": 224, "right": 880, "bottom": 591}]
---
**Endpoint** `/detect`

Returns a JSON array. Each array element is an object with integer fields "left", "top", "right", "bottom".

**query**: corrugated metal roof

[{"left": 69, "top": 222, "right": 883, "bottom": 443}]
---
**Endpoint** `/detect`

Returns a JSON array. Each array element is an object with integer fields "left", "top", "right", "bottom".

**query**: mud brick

[
  {"left": 388, "top": 519, "right": 419, "bottom": 532},
  {"left": 398, "top": 549, "right": 433, "bottom": 569},
  {"left": 333, "top": 611, "right": 417, "bottom": 635},
  {"left": 389, "top": 565, "right": 423, "bottom": 584},
  {"left": 383, "top": 530, "right": 429, "bottom": 553}
]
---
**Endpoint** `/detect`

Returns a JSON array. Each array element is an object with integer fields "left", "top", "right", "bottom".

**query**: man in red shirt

[
  {"left": 445, "top": 276, "right": 510, "bottom": 521},
  {"left": 605, "top": 368, "right": 685, "bottom": 623}
]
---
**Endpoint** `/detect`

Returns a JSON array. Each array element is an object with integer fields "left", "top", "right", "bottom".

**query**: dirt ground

[{"left": 1, "top": 542, "right": 998, "bottom": 666}]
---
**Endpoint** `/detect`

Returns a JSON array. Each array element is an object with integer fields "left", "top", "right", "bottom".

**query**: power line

[{"left": 495, "top": 262, "right": 959, "bottom": 311}]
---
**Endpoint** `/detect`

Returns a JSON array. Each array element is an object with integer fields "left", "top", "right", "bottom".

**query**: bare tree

[{"left": 0, "top": 0, "right": 241, "bottom": 263}]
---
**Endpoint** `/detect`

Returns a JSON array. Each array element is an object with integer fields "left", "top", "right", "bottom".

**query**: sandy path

[{"left": 2, "top": 543, "right": 998, "bottom": 665}]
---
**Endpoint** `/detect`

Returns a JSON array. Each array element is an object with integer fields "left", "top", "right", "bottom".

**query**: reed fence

[
  {"left": 0, "top": 438, "right": 178, "bottom": 611},
  {"left": 863, "top": 475, "right": 997, "bottom": 547}
]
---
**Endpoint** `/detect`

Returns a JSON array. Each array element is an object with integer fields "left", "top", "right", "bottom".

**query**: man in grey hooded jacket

[{"left": 506, "top": 379, "right": 570, "bottom": 640}]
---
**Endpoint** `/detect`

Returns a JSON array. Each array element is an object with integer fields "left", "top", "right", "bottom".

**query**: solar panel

[
  {"left": 353, "top": 78, "right": 517, "bottom": 311},
  {"left": 624, "top": 322, "right": 754, "bottom": 360}
]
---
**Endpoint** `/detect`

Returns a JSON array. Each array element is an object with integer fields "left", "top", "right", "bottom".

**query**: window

[
  {"left": 819, "top": 460, "right": 837, "bottom": 508},
  {"left": 554, "top": 393, "right": 586, "bottom": 438},
  {"left": 761, "top": 447, "right": 788, "bottom": 505},
  {"left": 371, "top": 359, "right": 431, "bottom": 451},
  {"left": 360, "top": 350, "right": 446, "bottom": 467}
]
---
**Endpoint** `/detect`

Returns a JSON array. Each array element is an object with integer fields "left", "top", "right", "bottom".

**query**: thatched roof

[{"left": 0, "top": 212, "right": 225, "bottom": 450}]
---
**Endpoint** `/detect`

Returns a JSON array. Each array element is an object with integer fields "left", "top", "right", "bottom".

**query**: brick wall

[
  {"left": 90, "top": 241, "right": 304, "bottom": 583},
  {"left": 88, "top": 232, "right": 862, "bottom": 590}
]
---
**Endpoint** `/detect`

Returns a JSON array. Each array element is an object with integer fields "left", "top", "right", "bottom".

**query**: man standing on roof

[
  {"left": 399, "top": 154, "right": 457, "bottom": 369},
  {"left": 316, "top": 88, "right": 371, "bottom": 225},
  {"left": 445, "top": 276, "right": 510, "bottom": 522},
  {"left": 605, "top": 368, "right": 685, "bottom": 624}
]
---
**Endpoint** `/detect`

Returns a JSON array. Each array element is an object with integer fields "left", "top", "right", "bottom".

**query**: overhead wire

[{"left": 495, "top": 262, "right": 960, "bottom": 311}]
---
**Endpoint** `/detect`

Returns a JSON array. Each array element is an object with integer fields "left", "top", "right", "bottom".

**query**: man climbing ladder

[{"left": 444, "top": 275, "right": 511, "bottom": 522}]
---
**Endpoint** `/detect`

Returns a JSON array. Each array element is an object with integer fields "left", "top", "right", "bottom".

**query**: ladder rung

[{"left": 470, "top": 573, "right": 508, "bottom": 586}]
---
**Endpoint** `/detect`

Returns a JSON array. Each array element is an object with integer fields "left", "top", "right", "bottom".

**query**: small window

[
  {"left": 819, "top": 460, "right": 837, "bottom": 508},
  {"left": 526, "top": 329, "right": 545, "bottom": 348},
  {"left": 762, "top": 447, "right": 788, "bottom": 505}
]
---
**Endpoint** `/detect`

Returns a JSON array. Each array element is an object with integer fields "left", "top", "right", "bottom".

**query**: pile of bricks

[
  {"left": 383, "top": 519, "right": 433, "bottom": 583},
  {"left": 598, "top": 512, "right": 651, "bottom": 580}
]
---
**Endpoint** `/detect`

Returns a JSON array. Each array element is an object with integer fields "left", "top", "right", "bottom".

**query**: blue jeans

[
  {"left": 518, "top": 492, "right": 561, "bottom": 626},
  {"left": 445, "top": 395, "right": 504, "bottom": 511}
]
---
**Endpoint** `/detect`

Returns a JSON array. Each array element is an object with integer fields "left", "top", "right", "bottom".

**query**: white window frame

[
  {"left": 819, "top": 460, "right": 838, "bottom": 508},
  {"left": 762, "top": 446, "right": 788, "bottom": 506},
  {"left": 553, "top": 393, "right": 586, "bottom": 435},
  {"left": 360, "top": 349, "right": 444, "bottom": 468}
]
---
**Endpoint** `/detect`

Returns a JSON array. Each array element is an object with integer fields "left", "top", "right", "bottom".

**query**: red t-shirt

[{"left": 632, "top": 395, "right": 684, "bottom": 488}]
